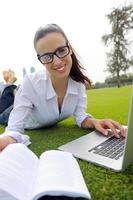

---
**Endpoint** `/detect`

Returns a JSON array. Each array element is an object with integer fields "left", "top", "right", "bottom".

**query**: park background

[
  {"left": 0, "top": 0, "right": 132, "bottom": 85},
  {"left": 0, "top": 0, "right": 133, "bottom": 199}
]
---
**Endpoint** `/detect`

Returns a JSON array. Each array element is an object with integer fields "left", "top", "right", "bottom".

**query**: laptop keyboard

[{"left": 88, "top": 136, "right": 125, "bottom": 160}]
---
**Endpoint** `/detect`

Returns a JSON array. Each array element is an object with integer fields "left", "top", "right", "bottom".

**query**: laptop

[{"left": 58, "top": 88, "right": 133, "bottom": 171}]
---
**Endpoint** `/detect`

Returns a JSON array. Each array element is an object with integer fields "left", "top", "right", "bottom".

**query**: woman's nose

[{"left": 53, "top": 55, "right": 62, "bottom": 64}]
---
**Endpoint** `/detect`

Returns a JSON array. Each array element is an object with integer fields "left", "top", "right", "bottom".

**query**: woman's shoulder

[
  {"left": 24, "top": 69, "right": 47, "bottom": 83},
  {"left": 20, "top": 69, "right": 47, "bottom": 91}
]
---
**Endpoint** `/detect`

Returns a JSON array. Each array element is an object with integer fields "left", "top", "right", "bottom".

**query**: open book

[{"left": 0, "top": 143, "right": 91, "bottom": 200}]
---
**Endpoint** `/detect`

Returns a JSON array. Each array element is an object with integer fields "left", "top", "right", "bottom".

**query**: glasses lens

[
  {"left": 40, "top": 54, "right": 53, "bottom": 64},
  {"left": 56, "top": 46, "right": 69, "bottom": 58},
  {"left": 38, "top": 45, "right": 70, "bottom": 64}
]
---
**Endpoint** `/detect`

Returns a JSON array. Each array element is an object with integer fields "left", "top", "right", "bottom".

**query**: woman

[
  {"left": 0, "top": 69, "right": 17, "bottom": 125},
  {"left": 0, "top": 24, "right": 125, "bottom": 151}
]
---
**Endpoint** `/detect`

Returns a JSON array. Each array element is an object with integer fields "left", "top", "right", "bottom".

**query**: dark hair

[
  {"left": 38, "top": 195, "right": 89, "bottom": 200},
  {"left": 34, "top": 24, "right": 91, "bottom": 86}
]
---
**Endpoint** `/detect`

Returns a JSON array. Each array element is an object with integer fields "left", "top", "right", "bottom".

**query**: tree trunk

[{"left": 117, "top": 70, "right": 121, "bottom": 88}]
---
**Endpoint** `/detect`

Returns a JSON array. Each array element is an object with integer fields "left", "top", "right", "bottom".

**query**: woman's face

[{"left": 36, "top": 33, "right": 72, "bottom": 81}]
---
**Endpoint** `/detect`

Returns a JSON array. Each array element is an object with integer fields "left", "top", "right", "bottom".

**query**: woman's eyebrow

[{"left": 40, "top": 44, "right": 67, "bottom": 56}]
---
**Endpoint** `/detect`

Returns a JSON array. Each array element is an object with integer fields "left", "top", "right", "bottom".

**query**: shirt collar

[
  {"left": 66, "top": 77, "right": 79, "bottom": 95},
  {"left": 46, "top": 74, "right": 56, "bottom": 100},
  {"left": 46, "top": 74, "right": 79, "bottom": 100}
]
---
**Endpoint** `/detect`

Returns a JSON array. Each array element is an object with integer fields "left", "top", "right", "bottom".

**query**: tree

[
  {"left": 105, "top": 73, "right": 133, "bottom": 86},
  {"left": 102, "top": 3, "right": 133, "bottom": 87}
]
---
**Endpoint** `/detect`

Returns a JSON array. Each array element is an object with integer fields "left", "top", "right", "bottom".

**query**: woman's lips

[{"left": 55, "top": 65, "right": 66, "bottom": 73}]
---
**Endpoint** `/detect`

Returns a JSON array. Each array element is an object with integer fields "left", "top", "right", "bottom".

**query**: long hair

[{"left": 34, "top": 24, "right": 91, "bottom": 86}]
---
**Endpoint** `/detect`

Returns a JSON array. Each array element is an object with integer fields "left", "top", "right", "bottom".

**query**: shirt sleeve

[
  {"left": 1, "top": 75, "right": 34, "bottom": 145},
  {"left": 73, "top": 84, "right": 92, "bottom": 127},
  {"left": 0, "top": 131, "right": 31, "bottom": 146}
]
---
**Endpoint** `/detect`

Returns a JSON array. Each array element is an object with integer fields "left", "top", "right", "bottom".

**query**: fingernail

[
  {"left": 116, "top": 134, "right": 120, "bottom": 138},
  {"left": 104, "top": 131, "right": 108, "bottom": 136}
]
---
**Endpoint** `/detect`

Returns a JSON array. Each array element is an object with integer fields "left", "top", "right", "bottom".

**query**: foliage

[
  {"left": 102, "top": 3, "right": 133, "bottom": 87},
  {"left": 92, "top": 73, "right": 133, "bottom": 89},
  {"left": 105, "top": 73, "right": 133, "bottom": 85}
]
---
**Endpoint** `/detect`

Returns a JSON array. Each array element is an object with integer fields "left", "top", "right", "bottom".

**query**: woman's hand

[
  {"left": 81, "top": 117, "right": 126, "bottom": 138},
  {"left": 0, "top": 136, "right": 17, "bottom": 152}
]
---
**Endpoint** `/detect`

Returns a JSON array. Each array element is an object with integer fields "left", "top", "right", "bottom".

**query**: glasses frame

[{"left": 37, "top": 43, "right": 70, "bottom": 64}]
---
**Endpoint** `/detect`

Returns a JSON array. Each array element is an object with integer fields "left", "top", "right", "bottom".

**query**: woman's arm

[
  {"left": 0, "top": 76, "right": 33, "bottom": 150},
  {"left": 81, "top": 117, "right": 126, "bottom": 138},
  {"left": 0, "top": 136, "right": 16, "bottom": 151},
  {"left": 74, "top": 84, "right": 126, "bottom": 138}
]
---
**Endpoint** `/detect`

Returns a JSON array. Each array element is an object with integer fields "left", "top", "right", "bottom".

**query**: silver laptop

[{"left": 58, "top": 88, "right": 133, "bottom": 171}]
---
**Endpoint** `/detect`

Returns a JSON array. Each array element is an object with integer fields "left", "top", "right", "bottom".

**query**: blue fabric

[
  {"left": 0, "top": 105, "right": 13, "bottom": 125},
  {"left": 0, "top": 85, "right": 16, "bottom": 113},
  {"left": 0, "top": 85, "right": 16, "bottom": 125}
]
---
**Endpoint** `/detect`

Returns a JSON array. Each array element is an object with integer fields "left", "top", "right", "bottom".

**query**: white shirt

[{"left": 2, "top": 69, "right": 90, "bottom": 145}]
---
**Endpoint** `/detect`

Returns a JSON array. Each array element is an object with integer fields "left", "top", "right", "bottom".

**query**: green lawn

[{"left": 0, "top": 85, "right": 133, "bottom": 200}]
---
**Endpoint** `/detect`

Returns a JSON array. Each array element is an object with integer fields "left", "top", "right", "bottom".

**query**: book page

[
  {"left": 0, "top": 143, "right": 38, "bottom": 200},
  {"left": 0, "top": 189, "right": 18, "bottom": 200},
  {"left": 32, "top": 150, "right": 91, "bottom": 200}
]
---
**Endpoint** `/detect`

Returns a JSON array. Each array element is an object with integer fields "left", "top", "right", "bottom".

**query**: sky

[{"left": 0, "top": 0, "right": 132, "bottom": 84}]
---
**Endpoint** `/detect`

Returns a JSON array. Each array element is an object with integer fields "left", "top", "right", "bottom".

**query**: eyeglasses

[{"left": 37, "top": 44, "right": 70, "bottom": 64}]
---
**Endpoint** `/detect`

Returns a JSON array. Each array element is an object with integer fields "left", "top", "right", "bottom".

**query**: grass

[{"left": 0, "top": 85, "right": 133, "bottom": 200}]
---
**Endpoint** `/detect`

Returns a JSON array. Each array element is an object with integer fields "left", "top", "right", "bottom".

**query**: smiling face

[{"left": 36, "top": 32, "right": 72, "bottom": 82}]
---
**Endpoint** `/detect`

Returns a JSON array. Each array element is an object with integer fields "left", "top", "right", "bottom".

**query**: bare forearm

[
  {"left": 0, "top": 136, "right": 17, "bottom": 151},
  {"left": 81, "top": 117, "right": 126, "bottom": 138},
  {"left": 81, "top": 117, "right": 96, "bottom": 129}
]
